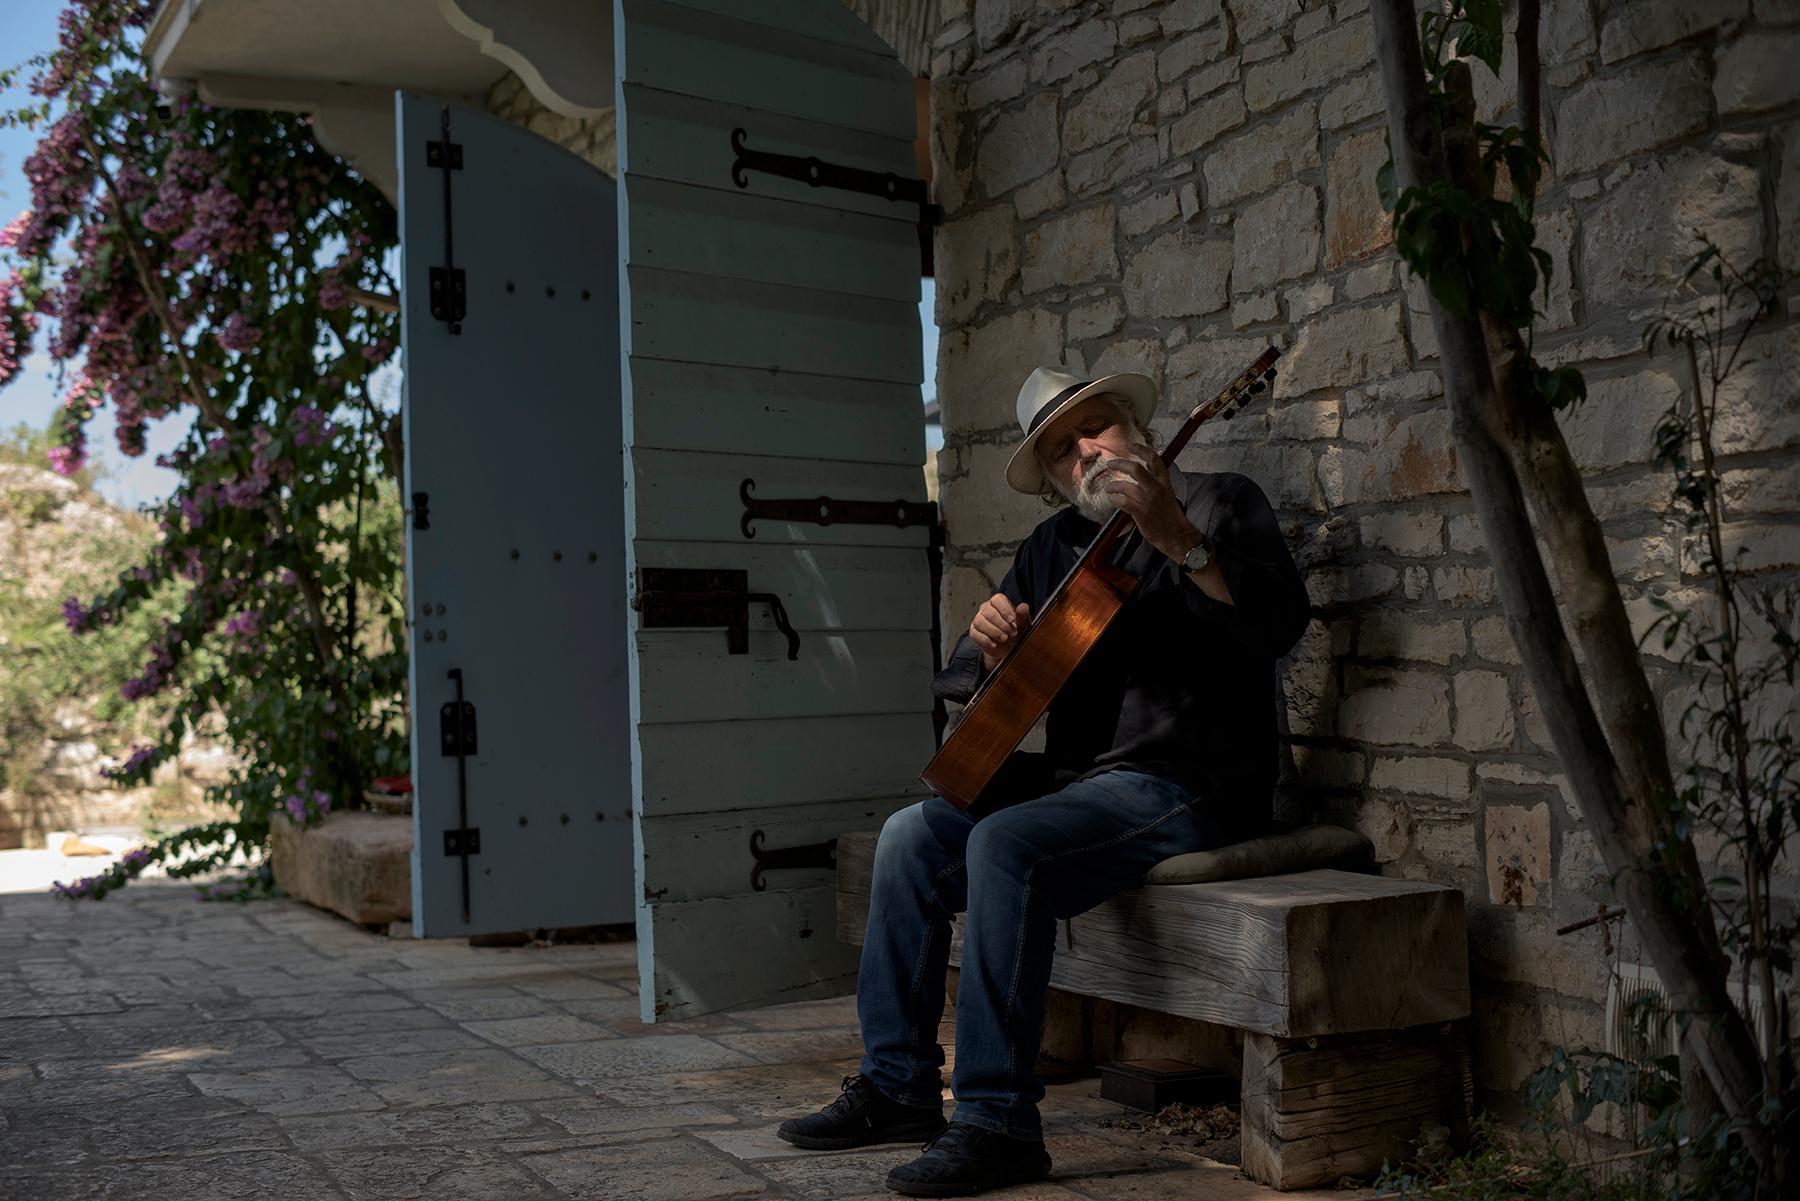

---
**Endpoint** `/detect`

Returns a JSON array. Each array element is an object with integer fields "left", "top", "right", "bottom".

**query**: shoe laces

[
  {"left": 825, "top": 1072, "right": 878, "bottom": 1119},
  {"left": 922, "top": 1120, "right": 984, "bottom": 1157}
]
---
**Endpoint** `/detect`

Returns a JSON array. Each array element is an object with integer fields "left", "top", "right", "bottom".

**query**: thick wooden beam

[{"left": 1240, "top": 1022, "right": 1473, "bottom": 1190}]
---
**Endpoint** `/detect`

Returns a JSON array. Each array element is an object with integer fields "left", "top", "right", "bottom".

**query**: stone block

[
  {"left": 1120, "top": 188, "right": 1180, "bottom": 237},
  {"left": 1202, "top": 103, "right": 1319, "bottom": 204},
  {"left": 1021, "top": 204, "right": 1119, "bottom": 294},
  {"left": 1709, "top": 324, "right": 1800, "bottom": 454},
  {"left": 974, "top": 0, "right": 1026, "bottom": 50},
  {"left": 1067, "top": 134, "right": 1160, "bottom": 196},
  {"left": 1244, "top": 17, "right": 1374, "bottom": 112},
  {"left": 1267, "top": 397, "right": 1340, "bottom": 440},
  {"left": 939, "top": 308, "right": 1065, "bottom": 436},
  {"left": 1162, "top": 0, "right": 1226, "bottom": 34},
  {"left": 1232, "top": 290, "right": 1281, "bottom": 327},
  {"left": 1068, "top": 294, "right": 1125, "bottom": 340},
  {"left": 1358, "top": 611, "right": 1465, "bottom": 665},
  {"left": 1453, "top": 670, "right": 1514, "bottom": 750},
  {"left": 1033, "top": 20, "right": 1119, "bottom": 84},
  {"left": 1170, "top": 88, "right": 1248, "bottom": 156},
  {"left": 1582, "top": 151, "right": 1762, "bottom": 308},
  {"left": 1187, "top": 57, "right": 1242, "bottom": 101},
  {"left": 1279, "top": 618, "right": 1343, "bottom": 739},
  {"left": 1090, "top": 336, "right": 1165, "bottom": 384},
  {"left": 1320, "top": 70, "right": 1383, "bottom": 129},
  {"left": 1471, "top": 616, "right": 1519, "bottom": 664},
  {"left": 1157, "top": 22, "right": 1230, "bottom": 83},
  {"left": 1446, "top": 513, "right": 1481, "bottom": 552},
  {"left": 1599, "top": 0, "right": 1749, "bottom": 63},
  {"left": 269, "top": 811, "right": 412, "bottom": 927},
  {"left": 1324, "top": 128, "right": 1392, "bottom": 268},
  {"left": 1344, "top": 259, "right": 1394, "bottom": 300},
  {"left": 1014, "top": 169, "right": 1066, "bottom": 219},
  {"left": 1227, "top": 0, "right": 1302, "bottom": 41},
  {"left": 1233, "top": 183, "right": 1321, "bottom": 292},
  {"left": 939, "top": 440, "right": 1045, "bottom": 546},
  {"left": 935, "top": 206, "right": 1017, "bottom": 324},
  {"left": 1360, "top": 511, "right": 1443, "bottom": 556},
  {"left": 1279, "top": 301, "right": 1408, "bottom": 396},
  {"left": 1433, "top": 564, "right": 1495, "bottom": 606},
  {"left": 1337, "top": 667, "right": 1452, "bottom": 746},
  {"left": 1122, "top": 230, "right": 1233, "bottom": 316},
  {"left": 1065, "top": 52, "right": 1157, "bottom": 154},
  {"left": 967, "top": 58, "right": 1029, "bottom": 109},
  {"left": 1554, "top": 368, "right": 1683, "bottom": 471},
  {"left": 976, "top": 93, "right": 1059, "bottom": 199},
  {"left": 1484, "top": 803, "right": 1551, "bottom": 907},
  {"left": 1554, "top": 55, "right": 1713, "bottom": 176},
  {"left": 1370, "top": 755, "right": 1472, "bottom": 802},
  {"left": 1714, "top": 30, "right": 1800, "bottom": 114}
]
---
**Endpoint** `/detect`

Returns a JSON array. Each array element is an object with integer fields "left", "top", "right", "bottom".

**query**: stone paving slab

[{"left": 0, "top": 881, "right": 1378, "bottom": 1200}]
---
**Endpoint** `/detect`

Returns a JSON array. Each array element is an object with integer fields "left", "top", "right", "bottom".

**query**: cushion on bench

[{"left": 1142, "top": 822, "right": 1372, "bottom": 886}]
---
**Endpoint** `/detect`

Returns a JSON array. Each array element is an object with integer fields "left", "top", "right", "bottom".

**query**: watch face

[{"left": 1184, "top": 544, "right": 1210, "bottom": 571}]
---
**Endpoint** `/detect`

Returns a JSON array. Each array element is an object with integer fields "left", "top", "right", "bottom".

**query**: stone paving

[{"left": 0, "top": 881, "right": 1373, "bottom": 1200}]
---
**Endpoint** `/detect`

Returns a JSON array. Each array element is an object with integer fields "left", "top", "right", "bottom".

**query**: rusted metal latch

[
  {"left": 632, "top": 567, "right": 799, "bottom": 659},
  {"left": 750, "top": 830, "right": 838, "bottom": 892},
  {"left": 740, "top": 478, "right": 937, "bottom": 539}
]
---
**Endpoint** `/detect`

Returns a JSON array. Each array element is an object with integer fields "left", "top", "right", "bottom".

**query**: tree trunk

[{"left": 1366, "top": 0, "right": 1772, "bottom": 1175}]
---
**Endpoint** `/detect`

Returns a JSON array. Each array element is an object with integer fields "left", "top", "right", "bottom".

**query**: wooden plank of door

[
  {"left": 640, "top": 795, "right": 914, "bottom": 904},
  {"left": 627, "top": 358, "right": 924, "bottom": 464},
  {"left": 619, "top": 0, "right": 913, "bottom": 140},
  {"left": 634, "top": 630, "right": 931, "bottom": 724},
  {"left": 653, "top": 0, "right": 901, "bottom": 56},
  {"left": 638, "top": 886, "right": 860, "bottom": 1021},
  {"left": 637, "top": 715, "right": 936, "bottom": 817},
  {"left": 623, "top": 266, "right": 921, "bottom": 380},
  {"left": 623, "top": 176, "right": 917, "bottom": 302}
]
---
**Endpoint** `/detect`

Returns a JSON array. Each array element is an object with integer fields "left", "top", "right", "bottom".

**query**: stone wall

[{"left": 925, "top": 0, "right": 1800, "bottom": 1117}]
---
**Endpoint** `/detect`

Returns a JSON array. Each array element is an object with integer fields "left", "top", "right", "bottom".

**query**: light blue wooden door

[
  {"left": 397, "top": 92, "right": 635, "bottom": 937},
  {"left": 615, "top": 0, "right": 936, "bottom": 1020}
]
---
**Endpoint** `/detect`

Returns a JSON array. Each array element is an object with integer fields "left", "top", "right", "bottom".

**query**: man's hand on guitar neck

[{"left": 969, "top": 593, "right": 1031, "bottom": 673}]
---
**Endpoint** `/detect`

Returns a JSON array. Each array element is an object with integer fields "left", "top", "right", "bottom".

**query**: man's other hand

[{"left": 970, "top": 593, "right": 1031, "bottom": 672}]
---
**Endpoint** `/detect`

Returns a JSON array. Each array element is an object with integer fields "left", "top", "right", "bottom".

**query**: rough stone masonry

[{"left": 484, "top": 0, "right": 1800, "bottom": 1122}]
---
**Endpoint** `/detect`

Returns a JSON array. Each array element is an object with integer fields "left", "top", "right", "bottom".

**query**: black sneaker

[
  {"left": 776, "top": 1073, "right": 947, "bottom": 1150},
  {"left": 884, "top": 1120, "right": 1052, "bottom": 1196}
]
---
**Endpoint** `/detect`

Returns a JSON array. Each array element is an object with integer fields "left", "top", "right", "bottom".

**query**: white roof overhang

[{"left": 143, "top": 0, "right": 615, "bottom": 201}]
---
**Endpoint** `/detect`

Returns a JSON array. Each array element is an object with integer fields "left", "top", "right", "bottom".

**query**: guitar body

[
  {"left": 921, "top": 561, "right": 1137, "bottom": 810},
  {"left": 918, "top": 346, "right": 1281, "bottom": 813}
]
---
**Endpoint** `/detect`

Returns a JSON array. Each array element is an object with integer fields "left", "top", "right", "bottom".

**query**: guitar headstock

[{"left": 1189, "top": 346, "right": 1280, "bottom": 424}]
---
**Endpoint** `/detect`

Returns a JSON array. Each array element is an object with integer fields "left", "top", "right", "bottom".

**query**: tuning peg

[
  {"left": 1263, "top": 366, "right": 1278, "bottom": 380},
  {"left": 1249, "top": 379, "right": 1266, "bottom": 393},
  {"left": 1220, "top": 404, "right": 1236, "bottom": 419}
]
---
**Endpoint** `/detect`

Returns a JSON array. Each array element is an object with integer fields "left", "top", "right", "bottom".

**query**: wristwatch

[{"left": 1180, "top": 535, "right": 1212, "bottom": 573}]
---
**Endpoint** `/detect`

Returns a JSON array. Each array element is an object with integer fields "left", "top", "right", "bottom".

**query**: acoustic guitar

[{"left": 920, "top": 347, "right": 1281, "bottom": 811}]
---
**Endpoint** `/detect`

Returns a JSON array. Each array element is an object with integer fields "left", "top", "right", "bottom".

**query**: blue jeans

[{"left": 855, "top": 768, "right": 1246, "bottom": 1140}]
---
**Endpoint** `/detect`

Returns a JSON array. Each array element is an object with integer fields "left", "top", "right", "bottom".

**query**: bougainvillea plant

[{"left": 2, "top": 0, "right": 411, "bottom": 897}]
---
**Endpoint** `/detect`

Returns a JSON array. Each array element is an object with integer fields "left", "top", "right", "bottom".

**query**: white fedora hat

[{"left": 1003, "top": 366, "right": 1158, "bottom": 495}]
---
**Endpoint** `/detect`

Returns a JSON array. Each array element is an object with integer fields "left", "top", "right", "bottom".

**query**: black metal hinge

[
  {"left": 444, "top": 827, "right": 481, "bottom": 856},
  {"left": 431, "top": 108, "right": 464, "bottom": 334},
  {"left": 740, "top": 478, "right": 937, "bottom": 540},
  {"left": 632, "top": 567, "right": 800, "bottom": 659},
  {"left": 729, "top": 128, "right": 943, "bottom": 274},
  {"left": 750, "top": 830, "right": 837, "bottom": 892},
  {"left": 412, "top": 491, "right": 431, "bottom": 531}
]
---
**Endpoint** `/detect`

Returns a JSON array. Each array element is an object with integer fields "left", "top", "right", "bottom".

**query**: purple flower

[{"left": 216, "top": 312, "right": 262, "bottom": 352}]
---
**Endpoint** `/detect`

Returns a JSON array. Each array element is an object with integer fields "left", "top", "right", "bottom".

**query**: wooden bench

[{"left": 836, "top": 826, "right": 1473, "bottom": 1190}]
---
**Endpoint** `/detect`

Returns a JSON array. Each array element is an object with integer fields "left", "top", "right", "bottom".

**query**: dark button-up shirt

[{"left": 931, "top": 466, "right": 1311, "bottom": 830}]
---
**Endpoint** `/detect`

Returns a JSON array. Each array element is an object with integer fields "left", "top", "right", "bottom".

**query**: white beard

[{"left": 1058, "top": 446, "right": 1154, "bottom": 524}]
